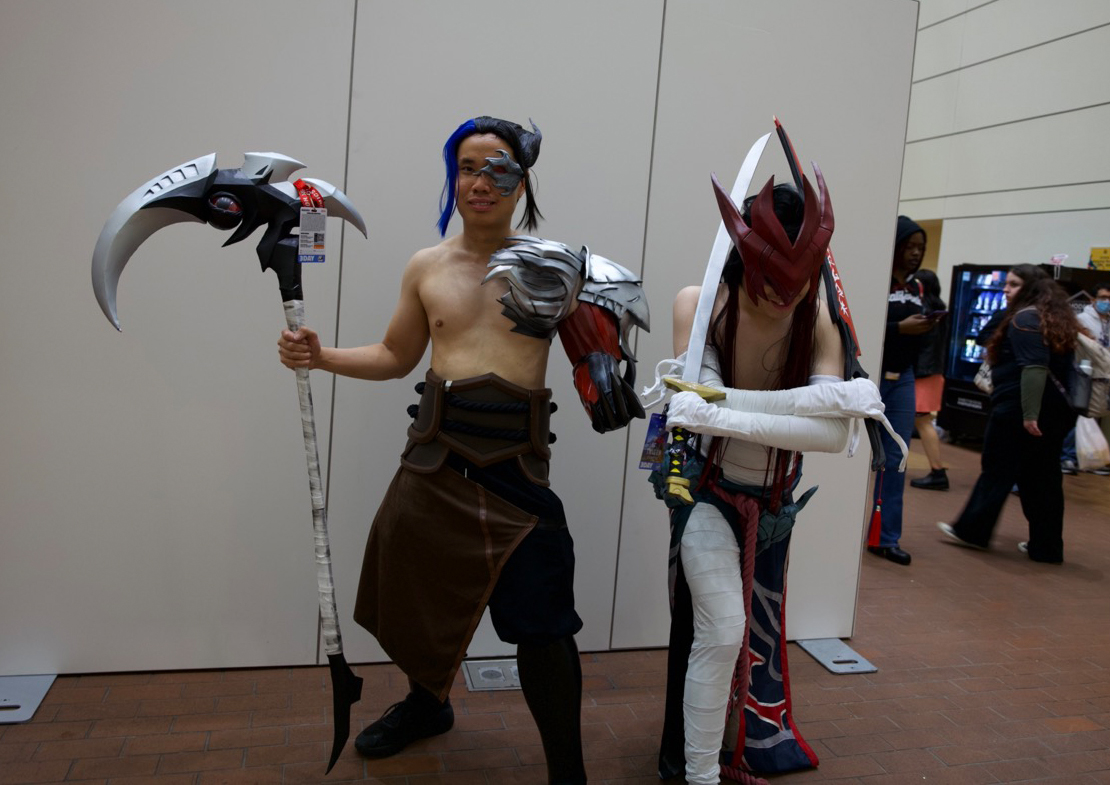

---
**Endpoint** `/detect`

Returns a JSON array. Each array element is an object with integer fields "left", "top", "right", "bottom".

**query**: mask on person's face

[{"left": 1097, "top": 300, "right": 1110, "bottom": 315}]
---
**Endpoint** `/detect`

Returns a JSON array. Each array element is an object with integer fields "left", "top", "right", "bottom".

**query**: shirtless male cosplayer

[{"left": 278, "top": 116, "right": 647, "bottom": 784}]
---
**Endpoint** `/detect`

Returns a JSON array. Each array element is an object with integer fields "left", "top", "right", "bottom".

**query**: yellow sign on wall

[{"left": 1091, "top": 247, "right": 1110, "bottom": 271}]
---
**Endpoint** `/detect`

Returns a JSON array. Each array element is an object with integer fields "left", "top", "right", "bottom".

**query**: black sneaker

[
  {"left": 354, "top": 692, "right": 454, "bottom": 758},
  {"left": 910, "top": 468, "right": 949, "bottom": 491}
]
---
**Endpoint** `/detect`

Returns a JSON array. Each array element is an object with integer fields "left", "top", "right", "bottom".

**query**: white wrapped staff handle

[{"left": 282, "top": 299, "right": 363, "bottom": 775}]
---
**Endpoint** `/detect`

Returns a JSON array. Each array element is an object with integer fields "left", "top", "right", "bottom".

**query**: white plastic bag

[
  {"left": 974, "top": 362, "right": 993, "bottom": 393},
  {"left": 1075, "top": 416, "right": 1110, "bottom": 471}
]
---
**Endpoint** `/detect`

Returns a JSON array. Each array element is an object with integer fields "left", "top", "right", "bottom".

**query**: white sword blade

[{"left": 681, "top": 132, "right": 772, "bottom": 382}]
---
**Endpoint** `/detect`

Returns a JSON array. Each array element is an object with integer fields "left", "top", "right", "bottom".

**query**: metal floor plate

[
  {"left": 0, "top": 674, "right": 57, "bottom": 723},
  {"left": 462, "top": 659, "right": 521, "bottom": 691},
  {"left": 796, "top": 638, "right": 877, "bottom": 674}
]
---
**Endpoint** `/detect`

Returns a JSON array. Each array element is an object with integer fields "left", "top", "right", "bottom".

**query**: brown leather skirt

[{"left": 352, "top": 371, "right": 554, "bottom": 700}]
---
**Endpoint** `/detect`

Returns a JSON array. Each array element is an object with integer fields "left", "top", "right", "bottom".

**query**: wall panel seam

[
  {"left": 609, "top": 0, "right": 667, "bottom": 650},
  {"left": 319, "top": 0, "right": 360, "bottom": 667},
  {"left": 907, "top": 101, "right": 1110, "bottom": 144},
  {"left": 918, "top": 0, "right": 999, "bottom": 32},
  {"left": 931, "top": 206, "right": 1110, "bottom": 221},
  {"left": 901, "top": 179, "right": 1110, "bottom": 202},
  {"left": 913, "top": 21, "right": 1110, "bottom": 84}
]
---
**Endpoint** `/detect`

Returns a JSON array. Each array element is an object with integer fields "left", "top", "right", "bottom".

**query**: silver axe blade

[{"left": 91, "top": 153, "right": 218, "bottom": 330}]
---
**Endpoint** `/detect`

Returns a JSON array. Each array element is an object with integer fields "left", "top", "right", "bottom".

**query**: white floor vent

[{"left": 462, "top": 659, "right": 521, "bottom": 691}]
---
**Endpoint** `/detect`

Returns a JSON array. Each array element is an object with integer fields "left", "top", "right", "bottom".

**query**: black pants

[
  {"left": 443, "top": 452, "right": 583, "bottom": 644},
  {"left": 952, "top": 401, "right": 1073, "bottom": 562}
]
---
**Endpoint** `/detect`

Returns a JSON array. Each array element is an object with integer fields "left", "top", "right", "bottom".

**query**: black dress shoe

[
  {"left": 910, "top": 468, "right": 949, "bottom": 490},
  {"left": 867, "top": 545, "right": 912, "bottom": 565},
  {"left": 354, "top": 692, "right": 454, "bottom": 758}
]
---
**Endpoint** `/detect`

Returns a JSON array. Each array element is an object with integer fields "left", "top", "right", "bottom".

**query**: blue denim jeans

[
  {"left": 1061, "top": 427, "right": 1077, "bottom": 464},
  {"left": 873, "top": 368, "right": 915, "bottom": 548}
]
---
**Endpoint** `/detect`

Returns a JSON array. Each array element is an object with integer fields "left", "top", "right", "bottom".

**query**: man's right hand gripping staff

[{"left": 278, "top": 326, "right": 322, "bottom": 369}]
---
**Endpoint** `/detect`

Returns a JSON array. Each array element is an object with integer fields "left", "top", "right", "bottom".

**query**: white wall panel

[
  {"left": 903, "top": 182, "right": 1110, "bottom": 223},
  {"left": 610, "top": 0, "right": 920, "bottom": 648},
  {"left": 328, "top": 0, "right": 664, "bottom": 663},
  {"left": 1, "top": 0, "right": 920, "bottom": 679},
  {"left": 909, "top": 25, "right": 1110, "bottom": 141},
  {"left": 917, "top": 0, "right": 969, "bottom": 29},
  {"left": 915, "top": 0, "right": 1110, "bottom": 80},
  {"left": 918, "top": 0, "right": 1005, "bottom": 31},
  {"left": 902, "top": 103, "right": 1110, "bottom": 203},
  {"left": 901, "top": 134, "right": 957, "bottom": 202},
  {"left": 0, "top": 0, "right": 356, "bottom": 675},
  {"left": 912, "top": 7, "right": 967, "bottom": 81},
  {"left": 906, "top": 73, "right": 961, "bottom": 142}
]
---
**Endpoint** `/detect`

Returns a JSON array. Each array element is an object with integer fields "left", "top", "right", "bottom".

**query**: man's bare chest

[{"left": 421, "top": 272, "right": 516, "bottom": 336}]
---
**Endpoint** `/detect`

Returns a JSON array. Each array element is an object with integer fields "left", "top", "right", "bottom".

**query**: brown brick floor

[{"left": 2, "top": 440, "right": 1109, "bottom": 784}]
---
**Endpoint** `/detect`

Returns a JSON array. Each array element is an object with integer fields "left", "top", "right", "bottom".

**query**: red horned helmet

[{"left": 711, "top": 162, "right": 834, "bottom": 306}]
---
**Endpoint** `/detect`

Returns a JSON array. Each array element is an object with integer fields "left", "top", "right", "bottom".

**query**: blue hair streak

[{"left": 437, "top": 119, "right": 477, "bottom": 236}]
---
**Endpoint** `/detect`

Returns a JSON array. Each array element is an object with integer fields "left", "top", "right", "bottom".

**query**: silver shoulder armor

[
  {"left": 484, "top": 236, "right": 649, "bottom": 355},
  {"left": 581, "top": 250, "right": 650, "bottom": 359},
  {"left": 485, "top": 236, "right": 585, "bottom": 339}
]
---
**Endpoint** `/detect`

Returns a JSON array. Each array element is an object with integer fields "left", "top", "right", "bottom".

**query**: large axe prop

[{"left": 92, "top": 152, "right": 366, "bottom": 773}]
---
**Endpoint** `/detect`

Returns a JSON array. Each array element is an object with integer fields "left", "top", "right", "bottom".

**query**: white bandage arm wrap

[
  {"left": 667, "top": 347, "right": 909, "bottom": 469},
  {"left": 667, "top": 389, "right": 851, "bottom": 453},
  {"left": 640, "top": 347, "right": 729, "bottom": 408}
]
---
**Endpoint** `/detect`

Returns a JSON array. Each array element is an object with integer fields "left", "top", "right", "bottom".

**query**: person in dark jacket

[
  {"left": 908, "top": 269, "right": 950, "bottom": 490},
  {"left": 868, "top": 216, "right": 934, "bottom": 565},
  {"left": 938, "top": 274, "right": 1080, "bottom": 563}
]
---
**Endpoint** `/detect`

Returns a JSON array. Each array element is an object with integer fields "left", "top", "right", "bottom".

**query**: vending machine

[{"left": 937, "top": 264, "right": 1011, "bottom": 441}]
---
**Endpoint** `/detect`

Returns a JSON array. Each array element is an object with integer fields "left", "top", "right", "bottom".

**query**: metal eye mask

[{"left": 479, "top": 150, "right": 524, "bottom": 196}]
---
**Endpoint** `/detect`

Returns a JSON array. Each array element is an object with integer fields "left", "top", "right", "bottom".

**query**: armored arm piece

[{"left": 485, "top": 236, "right": 650, "bottom": 433}]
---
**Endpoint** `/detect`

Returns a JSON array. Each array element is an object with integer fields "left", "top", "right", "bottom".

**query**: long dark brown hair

[
  {"left": 987, "top": 274, "right": 1080, "bottom": 363},
  {"left": 704, "top": 186, "right": 817, "bottom": 512}
]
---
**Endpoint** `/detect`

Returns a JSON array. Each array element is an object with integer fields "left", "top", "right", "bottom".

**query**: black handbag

[{"left": 1055, "top": 363, "right": 1093, "bottom": 416}]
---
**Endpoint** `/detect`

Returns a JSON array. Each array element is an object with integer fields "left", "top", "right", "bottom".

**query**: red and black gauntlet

[{"left": 558, "top": 302, "right": 645, "bottom": 433}]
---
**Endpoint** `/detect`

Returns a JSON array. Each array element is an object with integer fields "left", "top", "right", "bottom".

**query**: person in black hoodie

[{"left": 868, "top": 216, "right": 935, "bottom": 565}]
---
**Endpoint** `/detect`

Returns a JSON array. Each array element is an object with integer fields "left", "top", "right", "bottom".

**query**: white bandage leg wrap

[{"left": 680, "top": 503, "right": 746, "bottom": 785}]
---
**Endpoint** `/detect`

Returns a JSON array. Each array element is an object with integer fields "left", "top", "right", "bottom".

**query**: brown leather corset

[{"left": 401, "top": 370, "right": 553, "bottom": 486}]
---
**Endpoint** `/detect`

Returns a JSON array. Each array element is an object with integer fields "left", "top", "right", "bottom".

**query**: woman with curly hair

[{"left": 938, "top": 270, "right": 1081, "bottom": 563}]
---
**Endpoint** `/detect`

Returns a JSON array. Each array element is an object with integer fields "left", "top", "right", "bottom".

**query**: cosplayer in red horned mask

[{"left": 647, "top": 122, "right": 904, "bottom": 784}]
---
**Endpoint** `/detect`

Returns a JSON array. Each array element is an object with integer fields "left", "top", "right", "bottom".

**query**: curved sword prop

[
  {"left": 680, "top": 132, "right": 771, "bottom": 387},
  {"left": 660, "top": 132, "right": 771, "bottom": 502},
  {"left": 91, "top": 152, "right": 367, "bottom": 774},
  {"left": 771, "top": 118, "right": 886, "bottom": 470}
]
